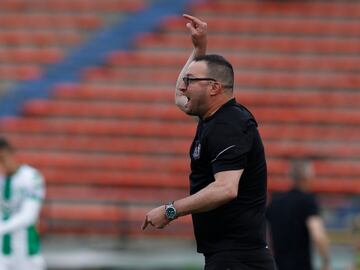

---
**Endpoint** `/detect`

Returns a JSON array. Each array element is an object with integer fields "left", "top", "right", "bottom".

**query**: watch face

[{"left": 166, "top": 207, "right": 176, "bottom": 219}]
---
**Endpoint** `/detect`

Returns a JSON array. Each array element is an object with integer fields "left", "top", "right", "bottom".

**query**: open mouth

[
  {"left": 177, "top": 95, "right": 190, "bottom": 107},
  {"left": 184, "top": 96, "right": 191, "bottom": 107}
]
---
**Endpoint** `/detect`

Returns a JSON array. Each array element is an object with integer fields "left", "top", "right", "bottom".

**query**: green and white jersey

[{"left": 0, "top": 164, "right": 45, "bottom": 257}]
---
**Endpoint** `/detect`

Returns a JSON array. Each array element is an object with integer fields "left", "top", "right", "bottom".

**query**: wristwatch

[{"left": 165, "top": 201, "right": 177, "bottom": 220}]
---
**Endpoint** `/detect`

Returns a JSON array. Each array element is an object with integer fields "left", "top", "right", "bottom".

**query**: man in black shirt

[
  {"left": 142, "top": 14, "right": 275, "bottom": 269},
  {"left": 267, "top": 159, "right": 331, "bottom": 270}
]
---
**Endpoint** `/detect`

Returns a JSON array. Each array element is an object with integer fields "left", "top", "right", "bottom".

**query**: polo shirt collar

[{"left": 202, "top": 98, "right": 236, "bottom": 122}]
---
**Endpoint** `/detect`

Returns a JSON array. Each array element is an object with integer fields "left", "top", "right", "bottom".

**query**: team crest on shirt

[{"left": 192, "top": 141, "right": 201, "bottom": 160}]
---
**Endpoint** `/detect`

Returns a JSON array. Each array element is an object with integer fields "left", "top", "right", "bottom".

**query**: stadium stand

[
  {"left": 0, "top": 0, "right": 359, "bottom": 253},
  {"left": 0, "top": 0, "right": 146, "bottom": 95}
]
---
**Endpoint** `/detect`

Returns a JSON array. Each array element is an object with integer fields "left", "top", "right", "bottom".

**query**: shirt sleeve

[
  {"left": 25, "top": 171, "right": 46, "bottom": 202},
  {"left": 206, "top": 120, "right": 256, "bottom": 174},
  {"left": 304, "top": 193, "right": 320, "bottom": 218}
]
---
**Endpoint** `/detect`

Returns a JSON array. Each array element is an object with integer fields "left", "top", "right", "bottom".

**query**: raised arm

[{"left": 175, "top": 14, "right": 208, "bottom": 111}]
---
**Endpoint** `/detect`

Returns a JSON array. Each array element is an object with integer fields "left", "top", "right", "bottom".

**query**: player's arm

[
  {"left": 142, "top": 169, "right": 243, "bottom": 230},
  {"left": 174, "top": 170, "right": 243, "bottom": 215},
  {"left": 0, "top": 200, "right": 42, "bottom": 235},
  {"left": 0, "top": 175, "right": 45, "bottom": 235},
  {"left": 307, "top": 216, "right": 331, "bottom": 270},
  {"left": 175, "top": 14, "right": 207, "bottom": 111}
]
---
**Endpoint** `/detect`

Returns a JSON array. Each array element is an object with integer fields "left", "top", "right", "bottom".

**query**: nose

[{"left": 178, "top": 80, "right": 187, "bottom": 93}]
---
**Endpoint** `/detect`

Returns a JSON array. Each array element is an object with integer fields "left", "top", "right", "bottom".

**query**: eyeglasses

[{"left": 182, "top": 76, "right": 217, "bottom": 88}]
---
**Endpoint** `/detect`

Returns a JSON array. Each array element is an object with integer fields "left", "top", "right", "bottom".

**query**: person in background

[
  {"left": 0, "top": 137, "right": 46, "bottom": 270},
  {"left": 267, "top": 158, "right": 331, "bottom": 270},
  {"left": 142, "top": 14, "right": 275, "bottom": 270}
]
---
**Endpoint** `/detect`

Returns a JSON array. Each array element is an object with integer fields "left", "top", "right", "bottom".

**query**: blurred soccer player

[
  {"left": 142, "top": 14, "right": 275, "bottom": 269},
  {"left": 267, "top": 159, "right": 331, "bottom": 270},
  {"left": 0, "top": 138, "right": 46, "bottom": 270}
]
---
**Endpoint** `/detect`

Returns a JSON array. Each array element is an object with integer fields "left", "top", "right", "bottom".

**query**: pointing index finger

[
  {"left": 142, "top": 216, "right": 149, "bottom": 230},
  {"left": 183, "top": 14, "right": 203, "bottom": 25}
]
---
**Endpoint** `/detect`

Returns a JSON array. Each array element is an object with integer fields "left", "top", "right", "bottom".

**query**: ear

[{"left": 209, "top": 81, "right": 222, "bottom": 96}]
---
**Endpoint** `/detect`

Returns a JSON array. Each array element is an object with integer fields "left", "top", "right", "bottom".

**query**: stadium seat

[
  {"left": 0, "top": 48, "right": 63, "bottom": 64},
  {"left": 192, "top": 1, "right": 360, "bottom": 18},
  {"left": 0, "top": 14, "right": 102, "bottom": 29},
  {"left": 0, "top": 0, "right": 146, "bottom": 96},
  {"left": 46, "top": 186, "right": 188, "bottom": 203},
  {"left": 135, "top": 32, "right": 360, "bottom": 54},
  {"left": 81, "top": 66, "right": 360, "bottom": 89},
  {"left": 22, "top": 99, "right": 188, "bottom": 120},
  {"left": 107, "top": 51, "right": 360, "bottom": 73},
  {"left": 6, "top": 133, "right": 360, "bottom": 160},
  {"left": 0, "top": 65, "right": 41, "bottom": 80},
  {"left": 52, "top": 83, "right": 360, "bottom": 107},
  {"left": 0, "top": 117, "right": 196, "bottom": 137},
  {"left": 0, "top": 0, "right": 146, "bottom": 12},
  {"left": 0, "top": 30, "right": 81, "bottom": 46},
  {"left": 22, "top": 99, "right": 360, "bottom": 125},
  {"left": 163, "top": 15, "right": 360, "bottom": 37}
]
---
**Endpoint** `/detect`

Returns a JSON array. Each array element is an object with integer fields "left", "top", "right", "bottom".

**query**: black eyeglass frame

[
  {"left": 182, "top": 76, "right": 217, "bottom": 88},
  {"left": 182, "top": 76, "right": 233, "bottom": 89}
]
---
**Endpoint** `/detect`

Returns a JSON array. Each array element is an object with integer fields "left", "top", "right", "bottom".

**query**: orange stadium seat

[
  {"left": 0, "top": 48, "right": 63, "bottom": 64},
  {"left": 22, "top": 99, "right": 188, "bottom": 120},
  {"left": 163, "top": 15, "right": 360, "bottom": 37},
  {"left": 0, "top": 0, "right": 146, "bottom": 12},
  {"left": 53, "top": 84, "right": 360, "bottom": 107},
  {"left": 7, "top": 134, "right": 191, "bottom": 155},
  {"left": 0, "top": 65, "right": 41, "bottom": 80},
  {"left": 41, "top": 168, "right": 188, "bottom": 187},
  {"left": 192, "top": 1, "right": 360, "bottom": 18},
  {"left": 33, "top": 0, "right": 146, "bottom": 12},
  {"left": 0, "top": 31, "right": 81, "bottom": 46},
  {"left": 1, "top": 116, "right": 360, "bottom": 142},
  {"left": 53, "top": 84, "right": 175, "bottom": 102},
  {"left": 107, "top": 51, "right": 360, "bottom": 73},
  {"left": 41, "top": 203, "right": 193, "bottom": 236},
  {"left": 81, "top": 66, "right": 360, "bottom": 89},
  {"left": 46, "top": 186, "right": 188, "bottom": 203},
  {"left": 0, "top": 14, "right": 102, "bottom": 29},
  {"left": 135, "top": 33, "right": 360, "bottom": 54},
  {"left": 14, "top": 152, "right": 188, "bottom": 173},
  {"left": 0, "top": 117, "right": 196, "bottom": 137},
  {"left": 260, "top": 124, "right": 360, "bottom": 142},
  {"left": 21, "top": 99, "right": 360, "bottom": 125},
  {"left": 0, "top": 0, "right": 145, "bottom": 95},
  {"left": 5, "top": 133, "right": 360, "bottom": 161}
]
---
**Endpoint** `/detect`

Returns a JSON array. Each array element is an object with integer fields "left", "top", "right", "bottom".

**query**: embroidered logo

[{"left": 192, "top": 141, "right": 201, "bottom": 160}]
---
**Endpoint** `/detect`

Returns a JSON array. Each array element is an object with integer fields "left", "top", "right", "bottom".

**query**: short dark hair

[
  {"left": 0, "top": 137, "right": 14, "bottom": 152},
  {"left": 193, "top": 54, "right": 234, "bottom": 91},
  {"left": 289, "top": 158, "right": 311, "bottom": 182}
]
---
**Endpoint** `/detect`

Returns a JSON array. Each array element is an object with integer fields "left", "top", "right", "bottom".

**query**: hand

[
  {"left": 183, "top": 14, "right": 207, "bottom": 52},
  {"left": 321, "top": 260, "right": 331, "bottom": 270},
  {"left": 142, "top": 205, "right": 170, "bottom": 230}
]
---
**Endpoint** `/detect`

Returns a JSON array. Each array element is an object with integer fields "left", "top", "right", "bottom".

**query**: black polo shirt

[
  {"left": 189, "top": 98, "right": 268, "bottom": 254},
  {"left": 266, "top": 189, "right": 320, "bottom": 270}
]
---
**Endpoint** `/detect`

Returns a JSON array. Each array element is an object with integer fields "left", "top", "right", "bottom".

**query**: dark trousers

[{"left": 204, "top": 247, "right": 276, "bottom": 270}]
